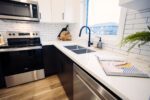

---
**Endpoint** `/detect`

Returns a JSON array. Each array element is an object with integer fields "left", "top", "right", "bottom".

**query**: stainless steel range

[{"left": 0, "top": 31, "right": 45, "bottom": 87}]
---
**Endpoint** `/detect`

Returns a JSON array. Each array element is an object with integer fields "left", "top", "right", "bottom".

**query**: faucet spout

[{"left": 79, "top": 26, "right": 93, "bottom": 47}]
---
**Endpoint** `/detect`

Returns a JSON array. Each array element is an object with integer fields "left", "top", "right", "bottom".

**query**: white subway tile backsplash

[
  {"left": 140, "top": 45, "right": 150, "bottom": 51},
  {"left": 0, "top": 20, "right": 67, "bottom": 43},
  {"left": 125, "top": 25, "right": 133, "bottom": 29},
  {"left": 124, "top": 30, "right": 134, "bottom": 34},
  {"left": 135, "top": 54, "right": 150, "bottom": 62},
  {"left": 103, "top": 45, "right": 114, "bottom": 51},
  {"left": 120, "top": 46, "right": 129, "bottom": 51},
  {"left": 140, "top": 50, "right": 150, "bottom": 56},
  {"left": 133, "top": 29, "right": 146, "bottom": 33},
  {"left": 112, "top": 49, "right": 128, "bottom": 56},
  {"left": 148, "top": 18, "right": 150, "bottom": 22},
  {"left": 124, "top": 28, "right": 146, "bottom": 34},
  {"left": 126, "top": 18, "right": 147, "bottom": 24},
  {"left": 143, "top": 27, "right": 150, "bottom": 31},
  {"left": 121, "top": 44, "right": 140, "bottom": 54},
  {"left": 133, "top": 24, "right": 148, "bottom": 29},
  {"left": 129, "top": 48, "right": 140, "bottom": 54},
  {"left": 127, "top": 9, "right": 139, "bottom": 14},
  {"left": 108, "top": 8, "right": 150, "bottom": 62},
  {"left": 136, "top": 12, "right": 150, "bottom": 18},
  {"left": 128, "top": 8, "right": 150, "bottom": 14},
  {"left": 127, "top": 14, "right": 135, "bottom": 20}
]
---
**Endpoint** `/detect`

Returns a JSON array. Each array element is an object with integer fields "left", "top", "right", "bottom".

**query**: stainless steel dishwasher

[{"left": 73, "top": 63, "right": 118, "bottom": 100}]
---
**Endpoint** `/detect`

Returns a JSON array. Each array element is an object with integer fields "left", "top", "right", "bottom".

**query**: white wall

[
  {"left": 78, "top": 0, "right": 150, "bottom": 63},
  {"left": 103, "top": 8, "right": 150, "bottom": 63},
  {"left": 122, "top": 8, "right": 150, "bottom": 56},
  {"left": 0, "top": 20, "right": 67, "bottom": 44}
]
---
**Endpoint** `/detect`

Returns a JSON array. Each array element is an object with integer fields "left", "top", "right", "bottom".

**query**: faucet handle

[
  {"left": 88, "top": 41, "right": 93, "bottom": 47},
  {"left": 90, "top": 42, "right": 93, "bottom": 45}
]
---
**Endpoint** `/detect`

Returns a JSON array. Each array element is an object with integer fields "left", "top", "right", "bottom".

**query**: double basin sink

[{"left": 64, "top": 45, "right": 95, "bottom": 54}]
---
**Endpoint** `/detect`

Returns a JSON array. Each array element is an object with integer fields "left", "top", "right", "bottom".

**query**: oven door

[{"left": 2, "top": 48, "right": 43, "bottom": 76}]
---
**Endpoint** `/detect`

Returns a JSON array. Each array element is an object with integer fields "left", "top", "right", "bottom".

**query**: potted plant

[{"left": 121, "top": 26, "right": 150, "bottom": 51}]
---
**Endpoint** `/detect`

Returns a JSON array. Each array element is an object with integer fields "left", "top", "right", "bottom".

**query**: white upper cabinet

[
  {"left": 51, "top": 0, "right": 65, "bottom": 23},
  {"left": 64, "top": 0, "right": 76, "bottom": 23},
  {"left": 38, "top": 0, "right": 78, "bottom": 23},
  {"left": 38, "top": 0, "right": 52, "bottom": 23},
  {"left": 51, "top": 0, "right": 77, "bottom": 23},
  {"left": 119, "top": 0, "right": 150, "bottom": 10}
]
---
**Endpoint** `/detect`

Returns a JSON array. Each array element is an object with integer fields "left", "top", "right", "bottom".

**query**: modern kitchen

[{"left": 0, "top": 0, "right": 150, "bottom": 100}]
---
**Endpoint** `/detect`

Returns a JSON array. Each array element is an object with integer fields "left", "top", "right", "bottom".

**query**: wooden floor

[{"left": 0, "top": 75, "right": 68, "bottom": 100}]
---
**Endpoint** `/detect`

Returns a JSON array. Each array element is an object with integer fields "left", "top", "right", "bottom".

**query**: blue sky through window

[{"left": 86, "top": 0, "right": 121, "bottom": 35}]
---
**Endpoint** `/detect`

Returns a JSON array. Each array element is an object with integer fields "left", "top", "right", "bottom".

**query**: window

[{"left": 86, "top": 0, "right": 121, "bottom": 35}]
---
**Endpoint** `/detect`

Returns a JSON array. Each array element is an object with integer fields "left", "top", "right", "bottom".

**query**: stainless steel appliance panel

[
  {"left": 0, "top": 46, "right": 42, "bottom": 52},
  {"left": 74, "top": 73, "right": 101, "bottom": 100},
  {"left": 5, "top": 69, "right": 45, "bottom": 87},
  {"left": 73, "top": 64, "right": 118, "bottom": 100},
  {"left": 0, "top": 31, "right": 44, "bottom": 87},
  {"left": 0, "top": 0, "right": 39, "bottom": 21}
]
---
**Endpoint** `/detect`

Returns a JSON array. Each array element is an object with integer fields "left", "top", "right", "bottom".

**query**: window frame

[{"left": 81, "top": 0, "right": 128, "bottom": 44}]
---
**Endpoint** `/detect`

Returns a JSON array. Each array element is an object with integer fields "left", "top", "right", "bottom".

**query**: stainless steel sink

[
  {"left": 72, "top": 49, "right": 95, "bottom": 54},
  {"left": 64, "top": 45, "right": 84, "bottom": 50},
  {"left": 64, "top": 45, "right": 95, "bottom": 54}
]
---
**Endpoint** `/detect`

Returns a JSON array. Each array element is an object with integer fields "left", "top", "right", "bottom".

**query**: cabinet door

[
  {"left": 55, "top": 48, "right": 73, "bottom": 100},
  {"left": 63, "top": 56, "right": 73, "bottom": 100},
  {"left": 65, "top": 0, "right": 80, "bottom": 23},
  {"left": 64, "top": 0, "right": 74, "bottom": 23},
  {"left": 56, "top": 49, "right": 65, "bottom": 80},
  {"left": 51, "top": 0, "right": 65, "bottom": 23},
  {"left": 43, "top": 45, "right": 57, "bottom": 77},
  {"left": 38, "top": 0, "right": 52, "bottom": 23},
  {"left": 0, "top": 53, "right": 5, "bottom": 88}
]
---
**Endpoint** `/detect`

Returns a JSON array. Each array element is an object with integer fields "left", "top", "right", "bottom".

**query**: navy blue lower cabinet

[
  {"left": 0, "top": 53, "right": 6, "bottom": 88},
  {"left": 55, "top": 48, "right": 73, "bottom": 100},
  {"left": 42, "top": 45, "right": 57, "bottom": 77}
]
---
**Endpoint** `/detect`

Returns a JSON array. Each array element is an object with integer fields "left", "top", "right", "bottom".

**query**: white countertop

[{"left": 43, "top": 41, "right": 150, "bottom": 100}]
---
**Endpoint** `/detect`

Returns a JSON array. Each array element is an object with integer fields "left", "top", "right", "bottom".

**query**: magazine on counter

[{"left": 96, "top": 55, "right": 150, "bottom": 78}]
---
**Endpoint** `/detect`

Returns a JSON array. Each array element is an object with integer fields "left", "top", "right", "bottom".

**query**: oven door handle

[{"left": 0, "top": 46, "right": 42, "bottom": 52}]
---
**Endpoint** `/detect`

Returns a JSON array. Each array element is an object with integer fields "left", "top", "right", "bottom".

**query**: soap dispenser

[{"left": 97, "top": 37, "right": 102, "bottom": 49}]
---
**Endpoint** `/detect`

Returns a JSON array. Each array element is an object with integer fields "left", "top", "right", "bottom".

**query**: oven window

[
  {"left": 0, "top": 1, "right": 31, "bottom": 17},
  {"left": 2, "top": 49, "right": 43, "bottom": 76},
  {"left": 14, "top": 2, "right": 31, "bottom": 17}
]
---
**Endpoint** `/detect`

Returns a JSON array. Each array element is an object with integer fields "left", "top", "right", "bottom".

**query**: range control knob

[
  {"left": 36, "top": 33, "right": 38, "bottom": 35},
  {"left": 33, "top": 33, "right": 35, "bottom": 35},
  {"left": 13, "top": 33, "right": 15, "bottom": 36},
  {"left": 9, "top": 33, "right": 12, "bottom": 36}
]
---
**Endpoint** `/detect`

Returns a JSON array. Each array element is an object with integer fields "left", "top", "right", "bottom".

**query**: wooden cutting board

[
  {"left": 0, "top": 37, "right": 5, "bottom": 45},
  {"left": 58, "top": 31, "right": 72, "bottom": 41}
]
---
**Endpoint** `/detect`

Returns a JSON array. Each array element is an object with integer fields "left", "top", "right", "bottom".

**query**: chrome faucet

[{"left": 79, "top": 26, "right": 93, "bottom": 47}]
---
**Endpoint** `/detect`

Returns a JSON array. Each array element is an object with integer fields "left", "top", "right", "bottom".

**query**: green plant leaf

[{"left": 121, "top": 30, "right": 150, "bottom": 51}]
